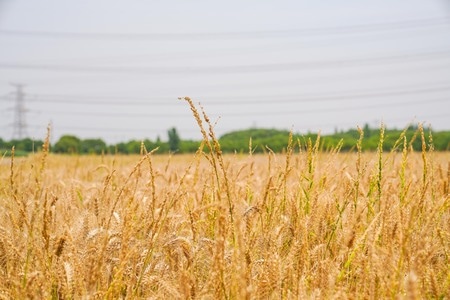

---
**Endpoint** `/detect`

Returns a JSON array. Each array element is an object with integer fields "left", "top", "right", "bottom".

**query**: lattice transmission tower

[{"left": 10, "top": 83, "right": 28, "bottom": 139}]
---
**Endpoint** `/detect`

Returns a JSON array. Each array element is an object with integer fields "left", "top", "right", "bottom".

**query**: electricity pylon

[{"left": 10, "top": 83, "right": 28, "bottom": 139}]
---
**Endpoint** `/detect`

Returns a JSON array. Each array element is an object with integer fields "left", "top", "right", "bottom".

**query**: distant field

[{"left": 0, "top": 143, "right": 449, "bottom": 298}]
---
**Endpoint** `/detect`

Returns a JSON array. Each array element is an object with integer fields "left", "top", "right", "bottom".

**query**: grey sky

[{"left": 1, "top": 0, "right": 449, "bottom": 144}]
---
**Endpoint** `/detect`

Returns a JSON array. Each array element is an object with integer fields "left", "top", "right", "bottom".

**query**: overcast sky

[{"left": 1, "top": 0, "right": 449, "bottom": 144}]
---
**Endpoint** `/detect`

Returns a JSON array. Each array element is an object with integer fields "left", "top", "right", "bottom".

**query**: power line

[
  {"left": 9, "top": 25, "right": 450, "bottom": 67},
  {"left": 220, "top": 98, "right": 448, "bottom": 117},
  {"left": 32, "top": 97, "right": 448, "bottom": 119},
  {"left": 0, "top": 17, "right": 448, "bottom": 40},
  {"left": 19, "top": 59, "right": 450, "bottom": 88},
  {"left": 26, "top": 113, "right": 449, "bottom": 136},
  {"left": 19, "top": 84, "right": 450, "bottom": 106},
  {"left": 1, "top": 49, "right": 449, "bottom": 75}
]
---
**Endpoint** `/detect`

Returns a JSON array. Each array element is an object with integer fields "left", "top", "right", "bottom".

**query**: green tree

[
  {"left": 219, "top": 128, "right": 293, "bottom": 153},
  {"left": 80, "top": 138, "right": 107, "bottom": 154},
  {"left": 111, "top": 142, "right": 127, "bottom": 154},
  {"left": 179, "top": 140, "right": 201, "bottom": 153},
  {"left": 363, "top": 123, "right": 371, "bottom": 138},
  {"left": 53, "top": 135, "right": 81, "bottom": 154},
  {"left": 168, "top": 127, "right": 180, "bottom": 153},
  {"left": 126, "top": 140, "right": 142, "bottom": 154}
]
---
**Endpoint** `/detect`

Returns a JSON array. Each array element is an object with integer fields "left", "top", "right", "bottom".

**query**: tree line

[{"left": 1, "top": 125, "right": 449, "bottom": 156}]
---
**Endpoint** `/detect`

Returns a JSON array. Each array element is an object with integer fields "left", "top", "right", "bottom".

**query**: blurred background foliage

[{"left": 1, "top": 125, "right": 449, "bottom": 156}]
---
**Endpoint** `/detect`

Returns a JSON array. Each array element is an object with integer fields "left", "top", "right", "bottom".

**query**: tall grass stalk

[{"left": 180, "top": 97, "right": 236, "bottom": 245}]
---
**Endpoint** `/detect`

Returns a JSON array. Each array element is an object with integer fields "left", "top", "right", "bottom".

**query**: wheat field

[{"left": 0, "top": 102, "right": 449, "bottom": 299}]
